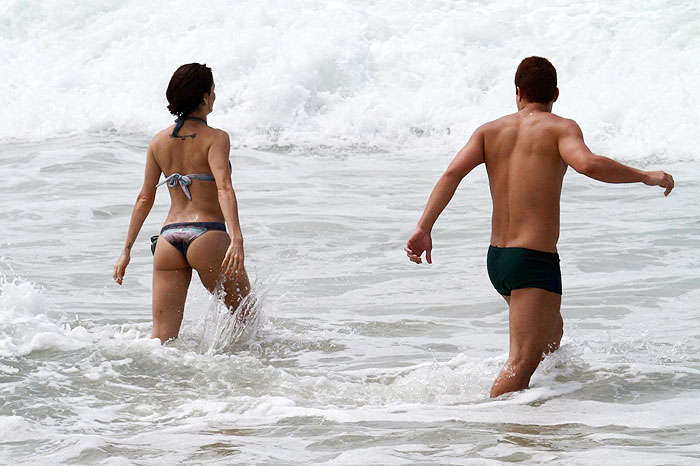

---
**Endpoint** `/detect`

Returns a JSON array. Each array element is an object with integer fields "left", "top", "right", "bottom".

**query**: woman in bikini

[{"left": 113, "top": 63, "right": 250, "bottom": 343}]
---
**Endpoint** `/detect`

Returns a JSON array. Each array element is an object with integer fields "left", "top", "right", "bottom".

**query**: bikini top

[{"left": 156, "top": 115, "right": 229, "bottom": 201}]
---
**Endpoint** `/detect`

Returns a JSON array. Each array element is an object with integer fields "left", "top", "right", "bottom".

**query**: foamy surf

[
  {"left": 3, "top": 145, "right": 699, "bottom": 464},
  {"left": 2, "top": 1, "right": 700, "bottom": 464},
  {"left": 1, "top": 1, "right": 699, "bottom": 160}
]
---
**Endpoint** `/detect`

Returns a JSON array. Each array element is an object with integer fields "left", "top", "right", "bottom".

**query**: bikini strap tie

[
  {"left": 171, "top": 117, "right": 187, "bottom": 137},
  {"left": 172, "top": 115, "right": 208, "bottom": 137},
  {"left": 157, "top": 173, "right": 193, "bottom": 200}
]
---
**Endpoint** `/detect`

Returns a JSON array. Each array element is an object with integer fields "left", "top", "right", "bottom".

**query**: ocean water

[{"left": 1, "top": 1, "right": 700, "bottom": 465}]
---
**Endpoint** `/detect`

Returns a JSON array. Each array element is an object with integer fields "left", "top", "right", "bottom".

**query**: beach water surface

[{"left": 1, "top": 1, "right": 699, "bottom": 464}]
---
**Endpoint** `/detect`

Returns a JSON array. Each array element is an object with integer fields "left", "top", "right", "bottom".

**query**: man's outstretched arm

[
  {"left": 405, "top": 128, "right": 486, "bottom": 264},
  {"left": 558, "top": 120, "right": 674, "bottom": 195}
]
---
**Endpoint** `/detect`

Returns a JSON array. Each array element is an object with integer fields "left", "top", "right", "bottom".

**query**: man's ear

[{"left": 553, "top": 87, "right": 559, "bottom": 102}]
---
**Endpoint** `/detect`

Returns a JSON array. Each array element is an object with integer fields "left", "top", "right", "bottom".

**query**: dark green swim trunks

[{"left": 487, "top": 246, "right": 562, "bottom": 296}]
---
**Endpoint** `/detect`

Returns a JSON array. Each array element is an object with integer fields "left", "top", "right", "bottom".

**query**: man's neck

[{"left": 517, "top": 101, "right": 553, "bottom": 113}]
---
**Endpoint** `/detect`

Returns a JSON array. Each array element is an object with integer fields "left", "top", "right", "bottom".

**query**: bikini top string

[{"left": 171, "top": 115, "right": 208, "bottom": 137}]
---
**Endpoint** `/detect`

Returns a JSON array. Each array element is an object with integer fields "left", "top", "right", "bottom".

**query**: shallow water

[
  {"left": 2, "top": 0, "right": 700, "bottom": 464},
  {"left": 1, "top": 136, "right": 699, "bottom": 464}
]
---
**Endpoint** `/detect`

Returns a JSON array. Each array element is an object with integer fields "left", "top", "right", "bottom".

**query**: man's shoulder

[
  {"left": 544, "top": 112, "right": 576, "bottom": 126},
  {"left": 550, "top": 115, "right": 582, "bottom": 136},
  {"left": 486, "top": 113, "right": 518, "bottom": 127},
  {"left": 478, "top": 114, "right": 517, "bottom": 135},
  {"left": 532, "top": 113, "right": 581, "bottom": 138},
  {"left": 477, "top": 112, "right": 579, "bottom": 137}
]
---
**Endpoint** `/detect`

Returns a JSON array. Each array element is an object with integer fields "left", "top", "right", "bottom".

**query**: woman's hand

[
  {"left": 221, "top": 237, "right": 245, "bottom": 279},
  {"left": 113, "top": 251, "right": 131, "bottom": 285},
  {"left": 405, "top": 227, "right": 433, "bottom": 264}
]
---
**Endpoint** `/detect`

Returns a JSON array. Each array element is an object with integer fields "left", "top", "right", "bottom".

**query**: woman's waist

[{"left": 164, "top": 206, "right": 225, "bottom": 226}]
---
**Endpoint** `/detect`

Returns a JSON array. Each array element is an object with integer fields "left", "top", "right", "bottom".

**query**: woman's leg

[
  {"left": 152, "top": 237, "right": 192, "bottom": 342},
  {"left": 186, "top": 230, "right": 251, "bottom": 311}
]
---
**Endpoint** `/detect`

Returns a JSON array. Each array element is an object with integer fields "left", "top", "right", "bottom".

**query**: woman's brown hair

[{"left": 166, "top": 63, "right": 214, "bottom": 117}]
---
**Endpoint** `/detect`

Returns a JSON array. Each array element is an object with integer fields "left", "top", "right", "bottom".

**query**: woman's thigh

[
  {"left": 186, "top": 231, "right": 251, "bottom": 310},
  {"left": 152, "top": 237, "right": 192, "bottom": 341}
]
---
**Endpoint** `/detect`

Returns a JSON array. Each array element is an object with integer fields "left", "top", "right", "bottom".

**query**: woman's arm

[
  {"left": 113, "top": 144, "right": 161, "bottom": 284},
  {"left": 208, "top": 131, "right": 245, "bottom": 279}
]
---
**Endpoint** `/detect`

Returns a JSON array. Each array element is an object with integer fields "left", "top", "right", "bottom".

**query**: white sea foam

[
  {"left": 0, "top": 276, "right": 89, "bottom": 357},
  {"left": 0, "top": 272, "right": 263, "bottom": 360},
  {"left": 1, "top": 0, "right": 698, "bottom": 160},
  {"left": 2, "top": 3, "right": 699, "bottom": 464},
  {"left": 1, "top": 142, "right": 697, "bottom": 463}
]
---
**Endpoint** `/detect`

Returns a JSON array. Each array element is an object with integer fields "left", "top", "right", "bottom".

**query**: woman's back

[
  {"left": 151, "top": 119, "right": 228, "bottom": 224},
  {"left": 114, "top": 62, "right": 250, "bottom": 343}
]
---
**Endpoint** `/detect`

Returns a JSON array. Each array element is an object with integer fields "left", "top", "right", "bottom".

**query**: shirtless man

[{"left": 404, "top": 57, "right": 674, "bottom": 398}]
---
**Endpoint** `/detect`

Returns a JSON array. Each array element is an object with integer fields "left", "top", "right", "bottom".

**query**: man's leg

[
  {"left": 490, "top": 288, "right": 562, "bottom": 398},
  {"left": 547, "top": 312, "right": 564, "bottom": 354}
]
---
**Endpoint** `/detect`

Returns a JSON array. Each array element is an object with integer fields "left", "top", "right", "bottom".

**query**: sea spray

[
  {"left": 0, "top": 275, "right": 89, "bottom": 357},
  {"left": 199, "top": 291, "right": 264, "bottom": 354}
]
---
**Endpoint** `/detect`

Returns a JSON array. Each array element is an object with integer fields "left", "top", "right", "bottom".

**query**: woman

[{"left": 113, "top": 63, "right": 250, "bottom": 343}]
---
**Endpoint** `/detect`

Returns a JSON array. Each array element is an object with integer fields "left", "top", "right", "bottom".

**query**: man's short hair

[{"left": 514, "top": 57, "right": 557, "bottom": 103}]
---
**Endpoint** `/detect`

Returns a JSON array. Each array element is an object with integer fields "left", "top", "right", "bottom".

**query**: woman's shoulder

[
  {"left": 152, "top": 126, "right": 174, "bottom": 142},
  {"left": 208, "top": 126, "right": 229, "bottom": 139},
  {"left": 148, "top": 126, "right": 178, "bottom": 150},
  {"left": 148, "top": 124, "right": 228, "bottom": 150},
  {"left": 204, "top": 127, "right": 230, "bottom": 148}
]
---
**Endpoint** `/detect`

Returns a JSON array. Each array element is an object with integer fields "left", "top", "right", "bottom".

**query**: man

[{"left": 404, "top": 57, "right": 674, "bottom": 398}]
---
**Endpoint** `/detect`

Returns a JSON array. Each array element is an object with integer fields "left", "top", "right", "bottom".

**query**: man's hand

[
  {"left": 644, "top": 171, "right": 675, "bottom": 196},
  {"left": 405, "top": 227, "right": 433, "bottom": 264}
]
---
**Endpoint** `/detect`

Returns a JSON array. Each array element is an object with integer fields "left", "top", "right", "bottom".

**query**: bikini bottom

[{"left": 151, "top": 222, "right": 226, "bottom": 259}]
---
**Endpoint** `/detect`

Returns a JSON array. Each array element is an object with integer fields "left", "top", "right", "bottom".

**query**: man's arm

[
  {"left": 558, "top": 120, "right": 674, "bottom": 195},
  {"left": 405, "top": 127, "right": 486, "bottom": 264}
]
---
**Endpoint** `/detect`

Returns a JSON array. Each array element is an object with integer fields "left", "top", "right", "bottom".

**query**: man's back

[
  {"left": 483, "top": 110, "right": 568, "bottom": 253},
  {"left": 405, "top": 55, "right": 673, "bottom": 398}
]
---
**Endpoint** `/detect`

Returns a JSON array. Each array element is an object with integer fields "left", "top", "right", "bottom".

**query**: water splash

[{"left": 199, "top": 291, "right": 265, "bottom": 354}]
